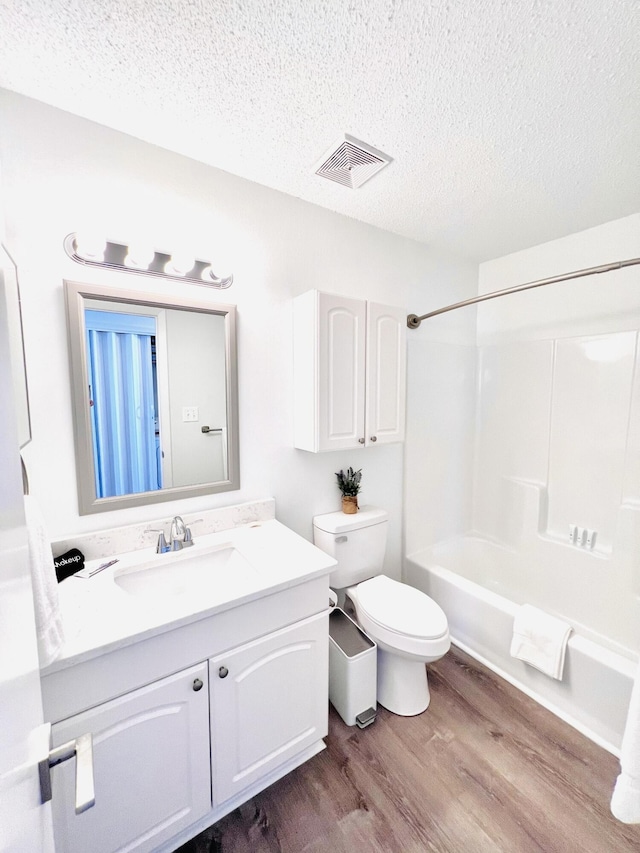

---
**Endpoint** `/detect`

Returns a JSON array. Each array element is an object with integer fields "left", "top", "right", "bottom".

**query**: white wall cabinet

[
  {"left": 50, "top": 663, "right": 211, "bottom": 853},
  {"left": 293, "top": 290, "right": 406, "bottom": 452},
  {"left": 210, "top": 611, "right": 328, "bottom": 805}
]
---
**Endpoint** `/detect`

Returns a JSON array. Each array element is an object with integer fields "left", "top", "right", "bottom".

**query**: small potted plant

[{"left": 335, "top": 467, "right": 362, "bottom": 514}]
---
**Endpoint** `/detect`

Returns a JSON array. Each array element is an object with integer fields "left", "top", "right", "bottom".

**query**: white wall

[
  {"left": 474, "top": 214, "right": 640, "bottom": 654},
  {"left": 403, "top": 269, "right": 478, "bottom": 557},
  {"left": 0, "top": 89, "right": 476, "bottom": 581}
]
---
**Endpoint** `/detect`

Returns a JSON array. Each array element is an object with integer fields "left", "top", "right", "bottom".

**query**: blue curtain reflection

[{"left": 85, "top": 310, "right": 161, "bottom": 497}]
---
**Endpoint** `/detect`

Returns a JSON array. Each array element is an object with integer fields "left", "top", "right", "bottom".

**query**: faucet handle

[
  {"left": 146, "top": 528, "right": 169, "bottom": 554},
  {"left": 182, "top": 518, "right": 203, "bottom": 548}
]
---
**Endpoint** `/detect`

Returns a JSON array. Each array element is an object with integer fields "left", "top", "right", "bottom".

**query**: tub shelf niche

[{"left": 498, "top": 475, "right": 616, "bottom": 558}]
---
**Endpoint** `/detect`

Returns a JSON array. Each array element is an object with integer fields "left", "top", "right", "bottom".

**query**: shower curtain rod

[{"left": 406, "top": 256, "right": 640, "bottom": 329}]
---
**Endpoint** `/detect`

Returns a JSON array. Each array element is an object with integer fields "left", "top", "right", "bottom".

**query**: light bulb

[
  {"left": 124, "top": 244, "right": 156, "bottom": 269},
  {"left": 204, "top": 252, "right": 233, "bottom": 282},
  {"left": 164, "top": 253, "right": 194, "bottom": 276},
  {"left": 74, "top": 232, "right": 106, "bottom": 262},
  {"left": 202, "top": 269, "right": 234, "bottom": 288}
]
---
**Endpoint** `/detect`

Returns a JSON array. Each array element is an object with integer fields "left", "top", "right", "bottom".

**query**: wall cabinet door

[
  {"left": 50, "top": 663, "right": 210, "bottom": 853},
  {"left": 209, "top": 611, "right": 328, "bottom": 805},
  {"left": 318, "top": 293, "right": 367, "bottom": 451},
  {"left": 294, "top": 290, "right": 366, "bottom": 452},
  {"left": 365, "top": 301, "right": 406, "bottom": 446},
  {"left": 293, "top": 291, "right": 406, "bottom": 451}
]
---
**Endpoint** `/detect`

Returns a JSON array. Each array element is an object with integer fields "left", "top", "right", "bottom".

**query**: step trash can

[{"left": 328, "top": 607, "right": 377, "bottom": 728}]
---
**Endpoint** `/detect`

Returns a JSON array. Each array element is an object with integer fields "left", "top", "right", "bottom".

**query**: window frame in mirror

[{"left": 65, "top": 279, "right": 239, "bottom": 514}]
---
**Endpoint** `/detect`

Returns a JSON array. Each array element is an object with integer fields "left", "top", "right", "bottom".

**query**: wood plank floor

[{"left": 177, "top": 647, "right": 640, "bottom": 853}]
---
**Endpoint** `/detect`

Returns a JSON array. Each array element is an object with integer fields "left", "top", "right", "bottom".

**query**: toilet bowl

[
  {"left": 313, "top": 506, "right": 450, "bottom": 717},
  {"left": 345, "top": 575, "right": 450, "bottom": 715}
]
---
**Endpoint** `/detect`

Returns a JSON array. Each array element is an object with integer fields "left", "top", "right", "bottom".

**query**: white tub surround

[
  {"left": 41, "top": 503, "right": 335, "bottom": 853},
  {"left": 401, "top": 218, "right": 640, "bottom": 754},
  {"left": 405, "top": 539, "right": 637, "bottom": 755}
]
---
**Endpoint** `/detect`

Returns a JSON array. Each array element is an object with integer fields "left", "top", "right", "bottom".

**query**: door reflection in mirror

[
  {"left": 85, "top": 309, "right": 161, "bottom": 498},
  {"left": 160, "top": 309, "right": 227, "bottom": 489}
]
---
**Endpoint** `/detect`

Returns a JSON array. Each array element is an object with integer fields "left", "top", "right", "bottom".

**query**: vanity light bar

[{"left": 63, "top": 233, "right": 233, "bottom": 289}]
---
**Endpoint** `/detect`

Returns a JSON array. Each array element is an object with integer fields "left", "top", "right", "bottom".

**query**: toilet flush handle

[{"left": 336, "top": 535, "right": 348, "bottom": 544}]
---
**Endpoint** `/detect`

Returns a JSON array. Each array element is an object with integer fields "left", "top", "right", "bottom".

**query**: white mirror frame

[{"left": 65, "top": 279, "right": 240, "bottom": 515}]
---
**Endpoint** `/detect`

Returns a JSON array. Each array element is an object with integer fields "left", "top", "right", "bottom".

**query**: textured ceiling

[{"left": 0, "top": 0, "right": 638, "bottom": 261}]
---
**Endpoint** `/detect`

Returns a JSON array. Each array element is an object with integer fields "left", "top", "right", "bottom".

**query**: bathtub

[{"left": 405, "top": 536, "right": 637, "bottom": 755}]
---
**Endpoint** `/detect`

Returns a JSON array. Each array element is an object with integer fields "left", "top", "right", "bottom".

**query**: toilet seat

[
  {"left": 350, "top": 575, "right": 450, "bottom": 661},
  {"left": 356, "top": 575, "right": 448, "bottom": 639}
]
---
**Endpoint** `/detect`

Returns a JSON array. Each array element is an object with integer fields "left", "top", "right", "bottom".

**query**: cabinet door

[
  {"left": 210, "top": 611, "right": 328, "bottom": 805},
  {"left": 50, "top": 663, "right": 210, "bottom": 853},
  {"left": 317, "top": 292, "right": 366, "bottom": 451},
  {"left": 365, "top": 302, "right": 406, "bottom": 445}
]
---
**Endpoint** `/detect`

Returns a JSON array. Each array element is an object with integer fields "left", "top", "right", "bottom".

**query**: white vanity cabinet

[
  {"left": 49, "top": 662, "right": 211, "bottom": 853},
  {"left": 210, "top": 611, "right": 328, "bottom": 804},
  {"left": 41, "top": 570, "right": 330, "bottom": 853},
  {"left": 293, "top": 290, "right": 406, "bottom": 452}
]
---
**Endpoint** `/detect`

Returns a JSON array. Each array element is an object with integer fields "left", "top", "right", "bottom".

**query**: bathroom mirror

[
  {"left": 1, "top": 245, "right": 31, "bottom": 449},
  {"left": 65, "top": 280, "right": 239, "bottom": 514}
]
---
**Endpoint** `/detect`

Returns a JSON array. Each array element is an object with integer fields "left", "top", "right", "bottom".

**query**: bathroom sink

[{"left": 113, "top": 544, "right": 258, "bottom": 601}]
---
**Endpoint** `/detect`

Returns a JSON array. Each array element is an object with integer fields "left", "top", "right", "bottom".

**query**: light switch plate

[{"left": 182, "top": 406, "right": 199, "bottom": 422}]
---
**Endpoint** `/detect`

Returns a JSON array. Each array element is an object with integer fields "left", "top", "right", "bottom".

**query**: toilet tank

[{"left": 313, "top": 506, "right": 388, "bottom": 588}]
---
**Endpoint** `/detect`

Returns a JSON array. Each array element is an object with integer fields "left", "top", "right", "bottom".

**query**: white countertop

[{"left": 45, "top": 519, "right": 336, "bottom": 674}]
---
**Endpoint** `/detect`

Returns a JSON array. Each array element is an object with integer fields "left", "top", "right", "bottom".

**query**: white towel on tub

[
  {"left": 611, "top": 657, "right": 640, "bottom": 823},
  {"left": 24, "top": 495, "right": 64, "bottom": 667},
  {"left": 509, "top": 604, "right": 572, "bottom": 680}
]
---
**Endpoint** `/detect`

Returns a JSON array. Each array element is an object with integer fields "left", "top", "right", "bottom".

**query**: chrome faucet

[
  {"left": 170, "top": 516, "right": 186, "bottom": 551},
  {"left": 146, "top": 516, "right": 200, "bottom": 554}
]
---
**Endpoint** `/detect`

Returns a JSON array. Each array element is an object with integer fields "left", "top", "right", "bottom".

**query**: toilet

[{"left": 313, "top": 506, "right": 450, "bottom": 716}]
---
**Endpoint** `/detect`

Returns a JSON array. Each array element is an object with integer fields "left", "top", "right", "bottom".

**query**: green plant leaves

[{"left": 335, "top": 467, "right": 362, "bottom": 496}]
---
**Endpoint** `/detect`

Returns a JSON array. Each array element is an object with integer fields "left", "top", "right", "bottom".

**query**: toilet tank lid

[{"left": 313, "top": 506, "right": 388, "bottom": 534}]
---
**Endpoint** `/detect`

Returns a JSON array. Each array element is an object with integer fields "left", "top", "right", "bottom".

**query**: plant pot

[{"left": 342, "top": 496, "right": 358, "bottom": 514}]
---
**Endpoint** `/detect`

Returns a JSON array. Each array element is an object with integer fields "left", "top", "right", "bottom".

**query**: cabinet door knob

[
  {"left": 218, "top": 666, "right": 229, "bottom": 679},
  {"left": 358, "top": 437, "right": 365, "bottom": 444},
  {"left": 192, "top": 678, "right": 204, "bottom": 692},
  {"left": 370, "top": 435, "right": 377, "bottom": 442}
]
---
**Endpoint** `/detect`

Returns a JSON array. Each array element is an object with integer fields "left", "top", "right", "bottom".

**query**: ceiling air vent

[{"left": 314, "top": 134, "right": 392, "bottom": 189}]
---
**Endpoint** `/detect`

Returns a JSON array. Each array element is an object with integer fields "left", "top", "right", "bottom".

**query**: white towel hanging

[
  {"left": 510, "top": 604, "right": 572, "bottom": 680},
  {"left": 24, "top": 496, "right": 64, "bottom": 667}
]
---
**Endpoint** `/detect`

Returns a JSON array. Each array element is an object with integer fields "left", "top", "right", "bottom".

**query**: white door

[
  {"left": 209, "top": 612, "right": 328, "bottom": 805},
  {"left": 318, "top": 292, "right": 366, "bottom": 451},
  {"left": 50, "top": 663, "right": 211, "bottom": 853},
  {"left": 0, "top": 277, "right": 55, "bottom": 851},
  {"left": 365, "top": 302, "right": 407, "bottom": 446}
]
